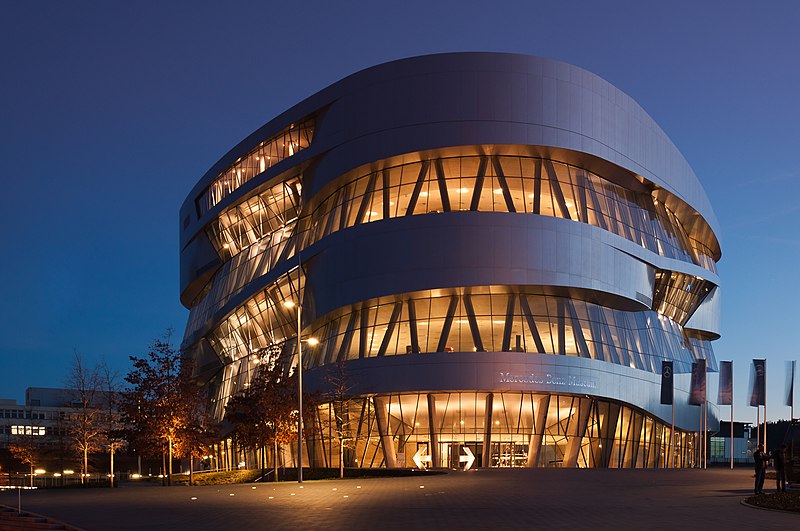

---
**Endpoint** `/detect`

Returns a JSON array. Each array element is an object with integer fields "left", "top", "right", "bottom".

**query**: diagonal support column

[
  {"left": 563, "top": 398, "right": 591, "bottom": 468},
  {"left": 427, "top": 394, "right": 439, "bottom": 468},
  {"left": 527, "top": 394, "right": 550, "bottom": 467},
  {"left": 482, "top": 393, "right": 494, "bottom": 468},
  {"left": 373, "top": 396, "right": 397, "bottom": 468}
]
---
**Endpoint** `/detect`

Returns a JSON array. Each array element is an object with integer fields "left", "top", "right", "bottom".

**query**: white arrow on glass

[
  {"left": 460, "top": 446, "right": 475, "bottom": 470},
  {"left": 413, "top": 447, "right": 433, "bottom": 469}
]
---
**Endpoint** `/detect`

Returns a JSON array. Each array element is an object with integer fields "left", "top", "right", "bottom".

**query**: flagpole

[
  {"left": 671, "top": 402, "right": 675, "bottom": 469},
  {"left": 700, "top": 361, "right": 706, "bottom": 469},
  {"left": 730, "top": 360, "right": 734, "bottom": 470},
  {"left": 756, "top": 406, "right": 760, "bottom": 447},
  {"left": 764, "top": 359, "right": 767, "bottom": 451},
  {"left": 698, "top": 405, "right": 702, "bottom": 468},
  {"left": 791, "top": 360, "right": 795, "bottom": 422},
  {"left": 703, "top": 382, "right": 707, "bottom": 470}
]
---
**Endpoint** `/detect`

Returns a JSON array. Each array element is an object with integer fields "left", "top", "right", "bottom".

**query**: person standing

[
  {"left": 772, "top": 444, "right": 787, "bottom": 493},
  {"left": 753, "top": 444, "right": 767, "bottom": 495}
]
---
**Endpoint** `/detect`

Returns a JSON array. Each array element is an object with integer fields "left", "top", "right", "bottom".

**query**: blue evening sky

[{"left": 1, "top": 1, "right": 797, "bottom": 423}]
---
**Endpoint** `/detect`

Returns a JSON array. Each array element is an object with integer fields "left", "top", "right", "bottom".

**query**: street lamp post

[
  {"left": 296, "top": 296, "right": 304, "bottom": 484},
  {"left": 284, "top": 298, "right": 319, "bottom": 484},
  {"left": 285, "top": 197, "right": 318, "bottom": 484}
]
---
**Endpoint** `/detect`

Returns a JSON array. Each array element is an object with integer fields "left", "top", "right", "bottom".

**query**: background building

[
  {"left": 0, "top": 389, "right": 74, "bottom": 446},
  {"left": 180, "top": 53, "right": 722, "bottom": 469},
  {"left": 709, "top": 421, "right": 753, "bottom": 465}
]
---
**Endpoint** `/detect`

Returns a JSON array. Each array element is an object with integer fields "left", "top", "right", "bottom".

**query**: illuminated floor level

[{"left": 212, "top": 392, "right": 701, "bottom": 471}]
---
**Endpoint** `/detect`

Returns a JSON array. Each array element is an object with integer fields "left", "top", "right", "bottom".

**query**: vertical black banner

[
  {"left": 718, "top": 360, "right": 732, "bottom": 406},
  {"left": 787, "top": 360, "right": 796, "bottom": 408},
  {"left": 689, "top": 359, "right": 706, "bottom": 405},
  {"left": 660, "top": 360, "right": 673, "bottom": 405},
  {"left": 750, "top": 358, "right": 766, "bottom": 407}
]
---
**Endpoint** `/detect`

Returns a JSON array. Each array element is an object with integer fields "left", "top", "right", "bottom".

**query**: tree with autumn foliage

[
  {"left": 8, "top": 435, "right": 43, "bottom": 487},
  {"left": 225, "top": 344, "right": 320, "bottom": 481},
  {"left": 120, "top": 331, "right": 216, "bottom": 485},
  {"left": 225, "top": 357, "right": 297, "bottom": 481}
]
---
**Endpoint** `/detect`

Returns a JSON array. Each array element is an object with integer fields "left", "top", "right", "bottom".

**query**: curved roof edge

[{"left": 183, "top": 52, "right": 720, "bottom": 249}]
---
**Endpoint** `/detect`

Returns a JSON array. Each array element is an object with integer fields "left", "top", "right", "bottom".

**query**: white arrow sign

[
  {"left": 460, "top": 446, "right": 475, "bottom": 470},
  {"left": 413, "top": 447, "right": 432, "bottom": 469}
]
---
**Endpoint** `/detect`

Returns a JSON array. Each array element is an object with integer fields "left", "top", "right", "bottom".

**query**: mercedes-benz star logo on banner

[{"left": 663, "top": 364, "right": 672, "bottom": 378}]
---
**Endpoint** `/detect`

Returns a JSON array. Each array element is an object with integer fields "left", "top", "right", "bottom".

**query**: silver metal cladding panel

[
  {"left": 304, "top": 351, "right": 719, "bottom": 432},
  {"left": 305, "top": 53, "right": 719, "bottom": 234},
  {"left": 685, "top": 285, "right": 722, "bottom": 337},
  {"left": 304, "top": 212, "right": 654, "bottom": 321}
]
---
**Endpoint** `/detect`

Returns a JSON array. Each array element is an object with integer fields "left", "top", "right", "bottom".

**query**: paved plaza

[{"left": 1, "top": 468, "right": 796, "bottom": 530}]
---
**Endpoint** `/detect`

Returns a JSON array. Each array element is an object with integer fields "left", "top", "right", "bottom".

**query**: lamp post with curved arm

[{"left": 283, "top": 298, "right": 319, "bottom": 484}]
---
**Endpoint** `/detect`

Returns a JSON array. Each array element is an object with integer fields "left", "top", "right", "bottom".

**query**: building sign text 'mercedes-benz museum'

[{"left": 498, "top": 371, "right": 598, "bottom": 390}]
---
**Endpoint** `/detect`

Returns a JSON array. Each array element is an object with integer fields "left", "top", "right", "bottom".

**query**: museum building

[{"left": 179, "top": 53, "right": 722, "bottom": 469}]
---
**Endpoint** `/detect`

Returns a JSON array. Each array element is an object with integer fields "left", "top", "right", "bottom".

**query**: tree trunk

[
  {"left": 189, "top": 456, "right": 194, "bottom": 486},
  {"left": 83, "top": 448, "right": 88, "bottom": 486},
  {"left": 261, "top": 446, "right": 266, "bottom": 481},
  {"left": 273, "top": 439, "right": 278, "bottom": 482},
  {"left": 30, "top": 465, "right": 33, "bottom": 488},
  {"left": 168, "top": 437, "right": 173, "bottom": 486},
  {"left": 110, "top": 447, "right": 114, "bottom": 488},
  {"left": 340, "top": 439, "right": 344, "bottom": 479}
]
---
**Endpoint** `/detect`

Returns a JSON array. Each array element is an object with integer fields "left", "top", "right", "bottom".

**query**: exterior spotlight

[
  {"left": 283, "top": 300, "right": 296, "bottom": 308},
  {"left": 306, "top": 337, "right": 319, "bottom": 346},
  {"left": 34, "top": 469, "right": 46, "bottom": 475}
]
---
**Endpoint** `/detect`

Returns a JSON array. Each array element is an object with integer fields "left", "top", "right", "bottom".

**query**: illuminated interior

[
  {"left": 306, "top": 392, "right": 698, "bottom": 469},
  {"left": 203, "top": 282, "right": 715, "bottom": 418},
  {"left": 197, "top": 119, "right": 314, "bottom": 215},
  {"left": 303, "top": 152, "right": 718, "bottom": 272}
]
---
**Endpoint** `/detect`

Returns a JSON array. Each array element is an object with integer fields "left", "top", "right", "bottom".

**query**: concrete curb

[
  {"left": 739, "top": 498, "right": 800, "bottom": 515},
  {"left": 0, "top": 504, "right": 88, "bottom": 531}
]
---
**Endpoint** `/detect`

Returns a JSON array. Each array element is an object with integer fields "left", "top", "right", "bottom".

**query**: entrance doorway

[{"left": 438, "top": 441, "right": 482, "bottom": 468}]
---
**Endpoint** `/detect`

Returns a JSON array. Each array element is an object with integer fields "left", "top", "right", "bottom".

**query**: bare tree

[
  {"left": 65, "top": 351, "right": 102, "bottom": 485},
  {"left": 324, "top": 360, "right": 356, "bottom": 478},
  {"left": 99, "top": 360, "right": 124, "bottom": 487}
]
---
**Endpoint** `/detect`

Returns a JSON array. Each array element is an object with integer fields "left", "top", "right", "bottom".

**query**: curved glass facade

[
  {"left": 206, "top": 176, "right": 301, "bottom": 261},
  {"left": 188, "top": 150, "right": 719, "bottom": 345},
  {"left": 303, "top": 287, "right": 712, "bottom": 372},
  {"left": 308, "top": 392, "right": 699, "bottom": 469},
  {"left": 197, "top": 119, "right": 314, "bottom": 215},
  {"left": 198, "top": 151, "right": 716, "bottom": 310},
  {"left": 304, "top": 153, "right": 716, "bottom": 272},
  {"left": 201, "top": 282, "right": 716, "bottom": 416}
]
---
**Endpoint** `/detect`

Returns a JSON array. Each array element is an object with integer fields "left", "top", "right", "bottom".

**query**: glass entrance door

[{"left": 438, "top": 441, "right": 482, "bottom": 468}]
